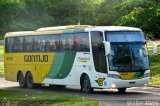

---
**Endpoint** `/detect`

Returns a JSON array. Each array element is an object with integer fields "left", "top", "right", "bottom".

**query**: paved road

[
  {"left": 0, "top": 40, "right": 4, "bottom": 45},
  {"left": 0, "top": 78, "right": 160, "bottom": 106}
]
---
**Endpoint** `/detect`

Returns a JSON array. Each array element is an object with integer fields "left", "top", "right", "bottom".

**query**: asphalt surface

[
  {"left": 0, "top": 78, "right": 160, "bottom": 106},
  {"left": 0, "top": 40, "right": 3, "bottom": 45}
]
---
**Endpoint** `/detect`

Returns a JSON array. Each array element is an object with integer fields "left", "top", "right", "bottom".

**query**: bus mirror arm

[{"left": 103, "top": 41, "right": 111, "bottom": 56}]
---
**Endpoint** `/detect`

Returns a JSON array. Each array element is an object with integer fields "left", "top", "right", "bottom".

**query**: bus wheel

[
  {"left": 18, "top": 72, "right": 26, "bottom": 88},
  {"left": 83, "top": 75, "right": 93, "bottom": 93},
  {"left": 26, "top": 72, "right": 34, "bottom": 89},
  {"left": 118, "top": 88, "right": 126, "bottom": 94}
]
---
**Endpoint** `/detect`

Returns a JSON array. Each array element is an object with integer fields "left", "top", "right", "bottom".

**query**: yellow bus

[{"left": 4, "top": 25, "right": 150, "bottom": 93}]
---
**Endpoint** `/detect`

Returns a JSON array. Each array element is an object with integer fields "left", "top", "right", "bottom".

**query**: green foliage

[
  {"left": 44, "top": 0, "right": 79, "bottom": 25},
  {"left": 114, "top": 0, "right": 160, "bottom": 38},
  {"left": 149, "top": 55, "right": 160, "bottom": 84},
  {"left": 0, "top": 36, "right": 4, "bottom": 40},
  {"left": 0, "top": 0, "right": 160, "bottom": 38},
  {"left": 0, "top": 0, "right": 26, "bottom": 34}
]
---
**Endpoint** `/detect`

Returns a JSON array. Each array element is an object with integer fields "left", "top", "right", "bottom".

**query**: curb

[{"left": 148, "top": 85, "right": 160, "bottom": 88}]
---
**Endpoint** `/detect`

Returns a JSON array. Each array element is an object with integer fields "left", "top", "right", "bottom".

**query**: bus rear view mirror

[{"left": 103, "top": 41, "right": 111, "bottom": 56}]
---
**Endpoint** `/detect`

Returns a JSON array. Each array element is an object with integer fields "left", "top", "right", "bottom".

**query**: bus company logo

[
  {"left": 95, "top": 78, "right": 105, "bottom": 86},
  {"left": 78, "top": 57, "right": 90, "bottom": 62},
  {"left": 24, "top": 55, "right": 48, "bottom": 62}
]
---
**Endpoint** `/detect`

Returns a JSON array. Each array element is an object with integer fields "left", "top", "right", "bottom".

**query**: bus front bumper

[{"left": 107, "top": 77, "right": 149, "bottom": 89}]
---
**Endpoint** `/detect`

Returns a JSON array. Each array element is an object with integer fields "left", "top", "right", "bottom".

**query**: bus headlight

[
  {"left": 111, "top": 84, "right": 117, "bottom": 88},
  {"left": 144, "top": 73, "right": 150, "bottom": 78},
  {"left": 108, "top": 74, "right": 121, "bottom": 79}
]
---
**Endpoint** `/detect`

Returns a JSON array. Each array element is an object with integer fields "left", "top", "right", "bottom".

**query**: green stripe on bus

[
  {"left": 46, "top": 52, "right": 76, "bottom": 79},
  {"left": 54, "top": 52, "right": 76, "bottom": 79},
  {"left": 53, "top": 53, "right": 66, "bottom": 78},
  {"left": 46, "top": 53, "right": 65, "bottom": 79},
  {"left": 132, "top": 72, "right": 144, "bottom": 78}
]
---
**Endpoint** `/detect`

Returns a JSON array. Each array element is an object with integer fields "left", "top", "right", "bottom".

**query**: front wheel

[
  {"left": 83, "top": 75, "right": 93, "bottom": 93},
  {"left": 118, "top": 88, "right": 126, "bottom": 94}
]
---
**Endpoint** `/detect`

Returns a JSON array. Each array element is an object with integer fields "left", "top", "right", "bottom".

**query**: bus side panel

[
  {"left": 42, "top": 52, "right": 93, "bottom": 86},
  {"left": 5, "top": 64, "right": 20, "bottom": 82},
  {"left": 4, "top": 53, "right": 54, "bottom": 83}
]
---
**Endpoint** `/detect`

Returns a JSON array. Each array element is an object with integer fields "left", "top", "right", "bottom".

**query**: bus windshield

[
  {"left": 105, "top": 31, "right": 149, "bottom": 71},
  {"left": 108, "top": 43, "right": 149, "bottom": 71}
]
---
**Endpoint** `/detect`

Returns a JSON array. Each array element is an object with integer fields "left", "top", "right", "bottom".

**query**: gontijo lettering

[{"left": 24, "top": 55, "right": 48, "bottom": 62}]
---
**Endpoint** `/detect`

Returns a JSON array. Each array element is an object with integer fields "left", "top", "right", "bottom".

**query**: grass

[
  {"left": 0, "top": 36, "right": 4, "bottom": 40},
  {"left": 149, "top": 55, "right": 160, "bottom": 84},
  {"left": 146, "top": 40, "right": 160, "bottom": 84},
  {"left": 0, "top": 89, "right": 98, "bottom": 106},
  {"left": 0, "top": 46, "right": 3, "bottom": 76}
]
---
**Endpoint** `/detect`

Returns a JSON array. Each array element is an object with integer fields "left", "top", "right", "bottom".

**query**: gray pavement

[{"left": 0, "top": 40, "right": 4, "bottom": 45}]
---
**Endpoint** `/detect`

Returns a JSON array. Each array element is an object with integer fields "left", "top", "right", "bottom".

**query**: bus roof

[
  {"left": 5, "top": 25, "right": 142, "bottom": 37},
  {"left": 37, "top": 25, "right": 141, "bottom": 32},
  {"left": 5, "top": 30, "right": 62, "bottom": 37},
  {"left": 36, "top": 25, "right": 91, "bottom": 31},
  {"left": 86, "top": 26, "right": 142, "bottom": 32}
]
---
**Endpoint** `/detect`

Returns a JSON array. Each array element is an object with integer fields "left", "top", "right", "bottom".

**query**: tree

[
  {"left": 114, "top": 0, "right": 160, "bottom": 38},
  {"left": 43, "top": 0, "right": 79, "bottom": 26},
  {"left": 0, "top": 0, "right": 25, "bottom": 35}
]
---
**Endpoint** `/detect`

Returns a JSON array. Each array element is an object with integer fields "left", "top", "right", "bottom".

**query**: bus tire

[
  {"left": 18, "top": 72, "right": 26, "bottom": 88},
  {"left": 83, "top": 75, "right": 93, "bottom": 93},
  {"left": 118, "top": 88, "right": 126, "bottom": 94},
  {"left": 26, "top": 72, "right": 34, "bottom": 89}
]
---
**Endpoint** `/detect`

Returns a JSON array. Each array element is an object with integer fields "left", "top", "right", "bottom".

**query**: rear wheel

[
  {"left": 18, "top": 72, "right": 26, "bottom": 88},
  {"left": 26, "top": 72, "right": 34, "bottom": 89},
  {"left": 83, "top": 75, "right": 93, "bottom": 93},
  {"left": 118, "top": 88, "right": 126, "bottom": 94}
]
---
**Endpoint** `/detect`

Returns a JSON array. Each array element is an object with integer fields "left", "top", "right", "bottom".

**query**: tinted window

[
  {"left": 60, "top": 33, "right": 74, "bottom": 51},
  {"left": 91, "top": 32, "right": 103, "bottom": 47},
  {"left": 6, "top": 37, "right": 14, "bottom": 53},
  {"left": 106, "top": 31, "right": 145, "bottom": 42},
  {"left": 23, "top": 36, "right": 33, "bottom": 52},
  {"left": 75, "top": 33, "right": 89, "bottom": 51},
  {"left": 13, "top": 37, "right": 23, "bottom": 52},
  {"left": 33, "top": 36, "right": 45, "bottom": 52},
  {"left": 91, "top": 31, "right": 107, "bottom": 73},
  {"left": 46, "top": 35, "right": 59, "bottom": 52},
  {"left": 5, "top": 32, "right": 90, "bottom": 53}
]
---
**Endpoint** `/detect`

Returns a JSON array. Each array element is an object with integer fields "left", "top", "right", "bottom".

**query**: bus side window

[
  {"left": 13, "top": 37, "right": 23, "bottom": 52},
  {"left": 23, "top": 36, "right": 33, "bottom": 52},
  {"left": 6, "top": 37, "right": 14, "bottom": 53},
  {"left": 45, "top": 35, "right": 59, "bottom": 52},
  {"left": 34, "top": 36, "right": 45, "bottom": 52},
  {"left": 75, "top": 33, "right": 89, "bottom": 52},
  {"left": 60, "top": 33, "right": 74, "bottom": 51}
]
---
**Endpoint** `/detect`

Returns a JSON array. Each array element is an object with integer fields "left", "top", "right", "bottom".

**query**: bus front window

[
  {"left": 129, "top": 43, "right": 149, "bottom": 71},
  {"left": 109, "top": 43, "right": 149, "bottom": 71},
  {"left": 109, "top": 43, "right": 131, "bottom": 71}
]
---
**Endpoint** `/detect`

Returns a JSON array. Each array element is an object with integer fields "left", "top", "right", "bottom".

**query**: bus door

[{"left": 91, "top": 32, "right": 108, "bottom": 74}]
